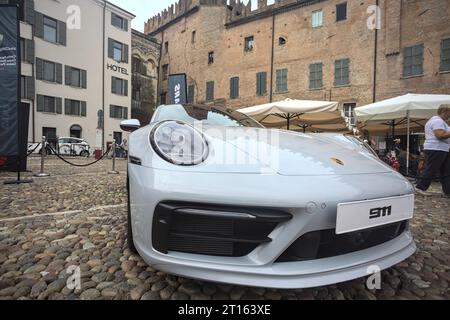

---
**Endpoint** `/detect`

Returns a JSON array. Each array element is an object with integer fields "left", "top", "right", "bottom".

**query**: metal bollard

[
  {"left": 108, "top": 139, "right": 119, "bottom": 175},
  {"left": 35, "top": 136, "right": 50, "bottom": 177}
]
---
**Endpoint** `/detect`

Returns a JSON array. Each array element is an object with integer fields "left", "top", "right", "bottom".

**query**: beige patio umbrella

[
  {"left": 237, "top": 98, "right": 342, "bottom": 131},
  {"left": 355, "top": 93, "right": 450, "bottom": 174}
]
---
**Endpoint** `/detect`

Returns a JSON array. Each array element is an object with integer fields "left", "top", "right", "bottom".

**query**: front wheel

[
  {"left": 127, "top": 175, "right": 137, "bottom": 253},
  {"left": 80, "top": 150, "right": 89, "bottom": 158}
]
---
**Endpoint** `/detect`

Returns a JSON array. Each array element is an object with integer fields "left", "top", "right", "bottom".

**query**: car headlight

[{"left": 150, "top": 120, "right": 209, "bottom": 165}]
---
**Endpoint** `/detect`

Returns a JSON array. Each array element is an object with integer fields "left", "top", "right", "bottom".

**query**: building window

[
  {"left": 244, "top": 36, "right": 254, "bottom": 52},
  {"left": 108, "top": 39, "right": 128, "bottom": 63},
  {"left": 65, "top": 66, "right": 87, "bottom": 88},
  {"left": 256, "top": 72, "right": 267, "bottom": 96},
  {"left": 192, "top": 31, "right": 196, "bottom": 44},
  {"left": 208, "top": 51, "right": 214, "bottom": 64},
  {"left": 111, "top": 77, "right": 128, "bottom": 96},
  {"left": 334, "top": 58, "right": 350, "bottom": 86},
  {"left": 43, "top": 16, "right": 57, "bottom": 43},
  {"left": 309, "top": 63, "right": 323, "bottom": 89},
  {"left": 206, "top": 81, "right": 214, "bottom": 102},
  {"left": 113, "top": 41, "right": 123, "bottom": 62},
  {"left": 440, "top": 38, "right": 450, "bottom": 72},
  {"left": 312, "top": 10, "right": 323, "bottom": 28},
  {"left": 276, "top": 69, "right": 288, "bottom": 92},
  {"left": 110, "top": 105, "right": 128, "bottom": 119},
  {"left": 403, "top": 44, "right": 424, "bottom": 77},
  {"left": 336, "top": 2, "right": 347, "bottom": 22},
  {"left": 230, "top": 77, "right": 239, "bottom": 99},
  {"left": 65, "top": 99, "right": 86, "bottom": 117},
  {"left": 44, "top": 96, "right": 56, "bottom": 113},
  {"left": 165, "top": 41, "right": 169, "bottom": 54},
  {"left": 43, "top": 60, "right": 56, "bottom": 82},
  {"left": 278, "top": 37, "right": 286, "bottom": 46},
  {"left": 70, "top": 125, "right": 82, "bottom": 139},
  {"left": 37, "top": 95, "right": 62, "bottom": 114},
  {"left": 162, "top": 64, "right": 169, "bottom": 80},
  {"left": 112, "top": 13, "right": 127, "bottom": 31},
  {"left": 187, "top": 84, "right": 195, "bottom": 103}
]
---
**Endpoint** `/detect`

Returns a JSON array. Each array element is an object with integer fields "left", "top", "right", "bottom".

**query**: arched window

[{"left": 70, "top": 124, "right": 82, "bottom": 138}]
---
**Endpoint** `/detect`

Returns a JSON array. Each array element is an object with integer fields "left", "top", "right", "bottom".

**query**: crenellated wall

[{"left": 144, "top": 0, "right": 304, "bottom": 35}]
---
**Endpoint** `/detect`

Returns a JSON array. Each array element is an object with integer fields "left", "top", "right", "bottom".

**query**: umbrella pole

[
  {"left": 287, "top": 114, "right": 290, "bottom": 131},
  {"left": 406, "top": 111, "right": 410, "bottom": 176}
]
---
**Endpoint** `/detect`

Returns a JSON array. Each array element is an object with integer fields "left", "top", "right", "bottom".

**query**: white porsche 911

[{"left": 121, "top": 104, "right": 416, "bottom": 289}]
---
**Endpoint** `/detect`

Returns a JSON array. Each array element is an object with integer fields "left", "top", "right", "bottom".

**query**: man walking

[{"left": 416, "top": 105, "right": 450, "bottom": 196}]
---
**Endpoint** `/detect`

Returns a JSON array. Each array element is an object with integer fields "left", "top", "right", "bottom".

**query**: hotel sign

[{"left": 107, "top": 63, "right": 129, "bottom": 75}]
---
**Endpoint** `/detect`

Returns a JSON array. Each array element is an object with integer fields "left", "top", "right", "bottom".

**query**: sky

[{"left": 108, "top": 0, "right": 262, "bottom": 32}]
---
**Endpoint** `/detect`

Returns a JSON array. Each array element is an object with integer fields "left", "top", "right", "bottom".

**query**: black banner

[
  {"left": 0, "top": 5, "right": 20, "bottom": 156},
  {"left": 168, "top": 73, "right": 187, "bottom": 105}
]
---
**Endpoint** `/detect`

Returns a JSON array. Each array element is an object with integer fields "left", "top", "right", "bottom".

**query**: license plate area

[{"left": 336, "top": 195, "right": 414, "bottom": 235}]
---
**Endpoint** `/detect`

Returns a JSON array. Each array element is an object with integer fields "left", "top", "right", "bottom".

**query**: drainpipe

[
  {"left": 269, "top": 14, "right": 275, "bottom": 103},
  {"left": 372, "top": 0, "right": 379, "bottom": 103},
  {"left": 157, "top": 30, "right": 164, "bottom": 105},
  {"left": 102, "top": 2, "right": 106, "bottom": 152}
]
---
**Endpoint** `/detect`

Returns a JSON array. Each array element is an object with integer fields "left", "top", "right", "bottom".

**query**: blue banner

[
  {"left": 0, "top": 5, "right": 19, "bottom": 156},
  {"left": 168, "top": 73, "right": 187, "bottom": 105}
]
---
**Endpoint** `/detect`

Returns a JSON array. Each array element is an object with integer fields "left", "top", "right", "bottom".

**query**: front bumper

[{"left": 129, "top": 166, "right": 416, "bottom": 289}]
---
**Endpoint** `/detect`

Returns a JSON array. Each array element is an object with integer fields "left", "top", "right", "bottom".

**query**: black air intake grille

[
  {"left": 152, "top": 202, "right": 293, "bottom": 257},
  {"left": 277, "top": 221, "right": 408, "bottom": 262}
]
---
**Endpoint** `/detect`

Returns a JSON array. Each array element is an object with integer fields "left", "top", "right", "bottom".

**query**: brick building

[{"left": 144, "top": 0, "right": 450, "bottom": 120}]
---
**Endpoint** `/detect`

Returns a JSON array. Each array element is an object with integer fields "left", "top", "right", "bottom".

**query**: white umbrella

[
  {"left": 355, "top": 93, "right": 450, "bottom": 174},
  {"left": 237, "top": 98, "right": 341, "bottom": 130}
]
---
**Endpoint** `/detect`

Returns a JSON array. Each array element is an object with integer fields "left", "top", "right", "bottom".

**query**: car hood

[{"left": 201, "top": 126, "right": 393, "bottom": 176}]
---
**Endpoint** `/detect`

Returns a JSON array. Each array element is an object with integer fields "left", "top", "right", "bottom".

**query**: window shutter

[
  {"left": 37, "top": 95, "right": 44, "bottom": 112},
  {"left": 56, "top": 63, "right": 63, "bottom": 84},
  {"left": 81, "top": 101, "right": 87, "bottom": 117},
  {"left": 24, "top": 0, "right": 35, "bottom": 25},
  {"left": 81, "top": 70, "right": 87, "bottom": 89},
  {"left": 110, "top": 105, "right": 114, "bottom": 118},
  {"left": 26, "top": 76, "right": 35, "bottom": 100},
  {"left": 36, "top": 58, "right": 44, "bottom": 80},
  {"left": 55, "top": 98, "right": 62, "bottom": 114},
  {"left": 124, "top": 107, "right": 128, "bottom": 119},
  {"left": 261, "top": 72, "right": 266, "bottom": 95},
  {"left": 123, "top": 44, "right": 129, "bottom": 63},
  {"left": 111, "top": 13, "right": 115, "bottom": 26},
  {"left": 64, "top": 99, "right": 70, "bottom": 115},
  {"left": 124, "top": 80, "right": 128, "bottom": 96},
  {"left": 111, "top": 77, "right": 116, "bottom": 94},
  {"left": 34, "top": 12, "right": 44, "bottom": 38},
  {"left": 124, "top": 19, "right": 128, "bottom": 32},
  {"left": 25, "top": 40, "right": 34, "bottom": 64},
  {"left": 230, "top": 78, "right": 234, "bottom": 98},
  {"left": 58, "top": 20, "right": 67, "bottom": 46},
  {"left": 65, "top": 66, "right": 71, "bottom": 86},
  {"left": 108, "top": 39, "right": 114, "bottom": 59}
]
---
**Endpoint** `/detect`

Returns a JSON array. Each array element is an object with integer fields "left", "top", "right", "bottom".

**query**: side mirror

[{"left": 120, "top": 119, "right": 141, "bottom": 132}]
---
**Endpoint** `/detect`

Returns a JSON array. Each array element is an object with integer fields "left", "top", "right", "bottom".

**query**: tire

[
  {"left": 80, "top": 150, "right": 89, "bottom": 158},
  {"left": 127, "top": 175, "right": 138, "bottom": 253}
]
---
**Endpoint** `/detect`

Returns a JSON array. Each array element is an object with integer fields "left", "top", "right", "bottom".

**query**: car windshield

[{"left": 153, "top": 104, "right": 264, "bottom": 128}]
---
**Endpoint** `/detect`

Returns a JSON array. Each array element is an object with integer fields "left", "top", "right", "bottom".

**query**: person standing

[{"left": 416, "top": 105, "right": 450, "bottom": 196}]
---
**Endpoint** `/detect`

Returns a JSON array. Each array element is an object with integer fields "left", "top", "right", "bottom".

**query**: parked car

[
  {"left": 28, "top": 137, "right": 91, "bottom": 157},
  {"left": 121, "top": 104, "right": 416, "bottom": 289}
]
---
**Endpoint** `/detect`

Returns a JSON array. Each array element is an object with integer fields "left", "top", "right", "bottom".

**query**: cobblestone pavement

[{"left": 0, "top": 157, "right": 449, "bottom": 300}]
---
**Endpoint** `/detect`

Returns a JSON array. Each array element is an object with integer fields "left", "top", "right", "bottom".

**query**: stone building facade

[
  {"left": 131, "top": 30, "right": 160, "bottom": 126},
  {"left": 144, "top": 0, "right": 450, "bottom": 118}
]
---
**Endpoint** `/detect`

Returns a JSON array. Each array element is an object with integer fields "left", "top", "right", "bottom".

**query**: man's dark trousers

[{"left": 416, "top": 150, "right": 450, "bottom": 194}]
